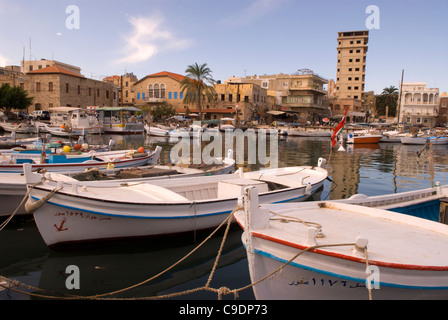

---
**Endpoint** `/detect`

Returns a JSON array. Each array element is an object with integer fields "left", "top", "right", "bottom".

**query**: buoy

[
  {"left": 56, "top": 140, "right": 62, "bottom": 144},
  {"left": 62, "top": 145, "right": 71, "bottom": 153},
  {"left": 60, "top": 124, "right": 66, "bottom": 129},
  {"left": 137, "top": 147, "right": 145, "bottom": 153},
  {"left": 73, "top": 144, "right": 82, "bottom": 150},
  {"left": 81, "top": 143, "right": 89, "bottom": 150}
]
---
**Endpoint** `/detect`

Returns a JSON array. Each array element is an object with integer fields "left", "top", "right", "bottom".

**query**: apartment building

[
  {"left": 103, "top": 73, "right": 138, "bottom": 105},
  {"left": 237, "top": 69, "right": 330, "bottom": 123},
  {"left": 399, "top": 82, "right": 439, "bottom": 127},
  {"left": 330, "top": 30, "right": 369, "bottom": 120},
  {"left": 214, "top": 82, "right": 268, "bottom": 122},
  {"left": 336, "top": 30, "right": 368, "bottom": 100}
]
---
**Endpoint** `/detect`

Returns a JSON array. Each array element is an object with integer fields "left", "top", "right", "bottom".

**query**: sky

[{"left": 0, "top": 0, "right": 447, "bottom": 94}]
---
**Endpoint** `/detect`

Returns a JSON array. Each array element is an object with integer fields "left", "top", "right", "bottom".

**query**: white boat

[
  {"left": 45, "top": 107, "right": 104, "bottom": 137},
  {"left": 219, "top": 117, "right": 235, "bottom": 131},
  {"left": 234, "top": 187, "right": 448, "bottom": 300},
  {"left": 0, "top": 146, "right": 161, "bottom": 173},
  {"left": 23, "top": 159, "right": 328, "bottom": 247},
  {"left": 401, "top": 135, "right": 448, "bottom": 145},
  {"left": 0, "top": 131, "right": 41, "bottom": 147},
  {"left": 97, "top": 106, "right": 145, "bottom": 134},
  {"left": 0, "top": 149, "right": 234, "bottom": 217},
  {"left": 288, "top": 129, "right": 331, "bottom": 137},
  {"left": 144, "top": 124, "right": 170, "bottom": 137},
  {"left": 346, "top": 130, "right": 383, "bottom": 144},
  {"left": 0, "top": 121, "right": 37, "bottom": 134},
  {"left": 379, "top": 130, "right": 408, "bottom": 143}
]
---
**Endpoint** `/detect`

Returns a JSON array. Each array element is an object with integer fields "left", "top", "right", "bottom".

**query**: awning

[{"left": 266, "top": 110, "right": 285, "bottom": 115}]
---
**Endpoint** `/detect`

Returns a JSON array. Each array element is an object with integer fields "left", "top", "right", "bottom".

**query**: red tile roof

[
  {"left": 134, "top": 71, "right": 186, "bottom": 85},
  {"left": 27, "top": 65, "right": 84, "bottom": 78}
]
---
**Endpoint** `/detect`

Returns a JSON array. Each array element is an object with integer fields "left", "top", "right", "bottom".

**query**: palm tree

[
  {"left": 380, "top": 85, "right": 399, "bottom": 116},
  {"left": 180, "top": 63, "right": 216, "bottom": 121}
]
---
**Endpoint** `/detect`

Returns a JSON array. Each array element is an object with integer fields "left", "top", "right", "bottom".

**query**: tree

[
  {"left": 180, "top": 63, "right": 216, "bottom": 121},
  {"left": 375, "top": 85, "right": 399, "bottom": 117},
  {"left": 151, "top": 102, "right": 176, "bottom": 121},
  {"left": 0, "top": 83, "right": 33, "bottom": 117}
]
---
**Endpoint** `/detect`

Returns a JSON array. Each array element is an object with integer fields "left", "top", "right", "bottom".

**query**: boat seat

[{"left": 217, "top": 178, "right": 268, "bottom": 198}]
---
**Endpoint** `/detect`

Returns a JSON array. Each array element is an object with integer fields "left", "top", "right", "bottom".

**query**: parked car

[{"left": 31, "top": 110, "right": 50, "bottom": 120}]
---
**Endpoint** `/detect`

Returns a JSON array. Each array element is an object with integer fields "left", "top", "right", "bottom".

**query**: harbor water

[{"left": 2, "top": 132, "right": 448, "bottom": 301}]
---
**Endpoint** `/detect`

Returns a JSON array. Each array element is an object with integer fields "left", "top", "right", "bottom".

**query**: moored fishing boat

[
  {"left": 234, "top": 187, "right": 448, "bottom": 300},
  {"left": 0, "top": 149, "right": 234, "bottom": 217},
  {"left": 401, "top": 135, "right": 448, "bottom": 145},
  {"left": 346, "top": 131, "right": 383, "bottom": 144},
  {"left": 97, "top": 106, "right": 145, "bottom": 134},
  {"left": 23, "top": 158, "right": 328, "bottom": 248},
  {"left": 0, "top": 145, "right": 161, "bottom": 173}
]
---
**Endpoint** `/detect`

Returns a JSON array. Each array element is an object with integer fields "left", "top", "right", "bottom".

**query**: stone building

[
  {"left": 25, "top": 65, "right": 117, "bottom": 111},
  {"left": 438, "top": 92, "right": 448, "bottom": 126},
  {"left": 398, "top": 82, "right": 439, "bottom": 127},
  {"left": 214, "top": 82, "right": 268, "bottom": 122},
  {"left": 22, "top": 59, "right": 81, "bottom": 76},
  {"left": 235, "top": 68, "right": 330, "bottom": 123},
  {"left": 133, "top": 71, "right": 187, "bottom": 110},
  {"left": 103, "top": 73, "right": 138, "bottom": 106}
]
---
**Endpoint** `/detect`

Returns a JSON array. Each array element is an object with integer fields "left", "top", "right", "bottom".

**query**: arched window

[
  {"left": 148, "top": 84, "right": 154, "bottom": 98},
  {"left": 154, "top": 83, "right": 160, "bottom": 98},
  {"left": 160, "top": 84, "right": 165, "bottom": 98}
]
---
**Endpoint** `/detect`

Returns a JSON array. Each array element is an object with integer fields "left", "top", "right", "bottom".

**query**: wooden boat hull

[
  {"left": 346, "top": 134, "right": 383, "bottom": 144},
  {"left": 235, "top": 189, "right": 448, "bottom": 300},
  {"left": 26, "top": 164, "right": 328, "bottom": 247}
]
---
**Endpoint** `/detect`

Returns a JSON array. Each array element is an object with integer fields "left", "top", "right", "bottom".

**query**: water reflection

[{"left": 3, "top": 132, "right": 448, "bottom": 300}]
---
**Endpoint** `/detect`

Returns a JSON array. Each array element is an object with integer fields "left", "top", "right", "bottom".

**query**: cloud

[
  {"left": 0, "top": 54, "right": 8, "bottom": 67},
  {"left": 223, "top": 0, "right": 289, "bottom": 25},
  {"left": 116, "top": 14, "right": 191, "bottom": 65}
]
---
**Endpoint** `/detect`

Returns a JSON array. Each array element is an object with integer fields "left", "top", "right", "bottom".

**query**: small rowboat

[
  {"left": 24, "top": 158, "right": 328, "bottom": 248},
  {"left": 234, "top": 187, "right": 448, "bottom": 300}
]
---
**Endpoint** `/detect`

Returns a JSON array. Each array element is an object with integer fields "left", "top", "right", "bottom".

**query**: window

[
  {"left": 221, "top": 94, "right": 225, "bottom": 101},
  {"left": 97, "top": 89, "right": 100, "bottom": 97},
  {"left": 148, "top": 84, "right": 154, "bottom": 98},
  {"left": 356, "top": 49, "right": 360, "bottom": 53},
  {"left": 168, "top": 92, "right": 172, "bottom": 99},
  {"left": 66, "top": 83, "right": 69, "bottom": 93},
  {"left": 180, "top": 92, "right": 183, "bottom": 99},
  {"left": 348, "top": 87, "right": 352, "bottom": 90},
  {"left": 355, "top": 68, "right": 360, "bottom": 71},
  {"left": 229, "top": 94, "right": 233, "bottom": 102},
  {"left": 174, "top": 92, "right": 178, "bottom": 99},
  {"left": 406, "top": 117, "right": 411, "bottom": 123},
  {"left": 106, "top": 90, "right": 109, "bottom": 99},
  {"left": 349, "top": 50, "right": 353, "bottom": 53},
  {"left": 49, "top": 82, "right": 53, "bottom": 92},
  {"left": 262, "top": 81, "right": 268, "bottom": 88},
  {"left": 154, "top": 84, "right": 159, "bottom": 98},
  {"left": 36, "top": 82, "right": 41, "bottom": 92},
  {"left": 78, "top": 85, "right": 81, "bottom": 95},
  {"left": 349, "top": 59, "right": 352, "bottom": 62},
  {"left": 160, "top": 84, "right": 165, "bottom": 98},
  {"left": 348, "top": 68, "right": 352, "bottom": 72},
  {"left": 348, "top": 77, "right": 352, "bottom": 81},
  {"left": 137, "top": 93, "right": 140, "bottom": 100}
]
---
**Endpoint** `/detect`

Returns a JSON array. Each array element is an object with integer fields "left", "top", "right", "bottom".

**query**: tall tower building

[{"left": 336, "top": 30, "right": 369, "bottom": 100}]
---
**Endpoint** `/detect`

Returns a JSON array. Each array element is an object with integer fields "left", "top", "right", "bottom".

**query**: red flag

[{"left": 331, "top": 107, "right": 349, "bottom": 148}]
